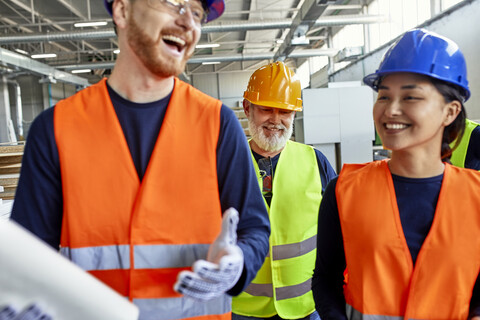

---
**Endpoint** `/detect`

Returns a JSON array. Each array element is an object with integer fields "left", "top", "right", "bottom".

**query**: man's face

[
  {"left": 125, "top": 0, "right": 202, "bottom": 77},
  {"left": 245, "top": 102, "right": 295, "bottom": 153}
]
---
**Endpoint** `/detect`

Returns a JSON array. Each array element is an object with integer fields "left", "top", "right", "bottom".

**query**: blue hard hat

[
  {"left": 363, "top": 28, "right": 470, "bottom": 101},
  {"left": 103, "top": 0, "right": 225, "bottom": 22}
]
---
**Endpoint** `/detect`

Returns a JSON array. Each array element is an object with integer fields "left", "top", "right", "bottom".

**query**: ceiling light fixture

[
  {"left": 15, "top": 49, "right": 29, "bottom": 55},
  {"left": 71, "top": 69, "right": 92, "bottom": 74},
  {"left": 113, "top": 49, "right": 120, "bottom": 54},
  {"left": 202, "top": 61, "right": 221, "bottom": 65},
  {"left": 196, "top": 43, "right": 220, "bottom": 49},
  {"left": 31, "top": 53, "right": 57, "bottom": 59},
  {"left": 74, "top": 21, "right": 108, "bottom": 27}
]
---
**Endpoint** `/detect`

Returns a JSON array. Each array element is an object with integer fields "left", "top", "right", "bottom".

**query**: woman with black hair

[{"left": 312, "top": 29, "right": 480, "bottom": 320}]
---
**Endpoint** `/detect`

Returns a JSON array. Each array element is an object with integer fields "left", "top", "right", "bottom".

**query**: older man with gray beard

[{"left": 232, "top": 61, "right": 337, "bottom": 320}]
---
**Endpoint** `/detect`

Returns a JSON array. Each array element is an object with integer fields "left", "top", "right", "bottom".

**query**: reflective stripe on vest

[
  {"left": 60, "top": 244, "right": 209, "bottom": 270},
  {"left": 346, "top": 304, "right": 403, "bottom": 320},
  {"left": 233, "top": 140, "right": 321, "bottom": 319},
  {"left": 272, "top": 234, "right": 317, "bottom": 260},
  {"left": 54, "top": 78, "right": 230, "bottom": 320},
  {"left": 450, "top": 119, "right": 479, "bottom": 169},
  {"left": 244, "top": 278, "right": 312, "bottom": 301},
  {"left": 337, "top": 160, "right": 480, "bottom": 320},
  {"left": 134, "top": 296, "right": 231, "bottom": 320}
]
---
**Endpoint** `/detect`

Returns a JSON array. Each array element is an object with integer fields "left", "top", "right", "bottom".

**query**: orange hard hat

[{"left": 244, "top": 61, "right": 302, "bottom": 111}]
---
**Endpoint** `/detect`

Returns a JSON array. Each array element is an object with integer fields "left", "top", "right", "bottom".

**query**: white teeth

[
  {"left": 162, "top": 35, "right": 185, "bottom": 46},
  {"left": 385, "top": 123, "right": 408, "bottom": 130}
]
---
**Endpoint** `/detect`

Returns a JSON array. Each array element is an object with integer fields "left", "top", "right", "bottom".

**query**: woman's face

[{"left": 373, "top": 73, "right": 458, "bottom": 155}]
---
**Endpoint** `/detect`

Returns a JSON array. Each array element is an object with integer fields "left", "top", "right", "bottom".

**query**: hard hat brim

[{"left": 363, "top": 70, "right": 470, "bottom": 101}]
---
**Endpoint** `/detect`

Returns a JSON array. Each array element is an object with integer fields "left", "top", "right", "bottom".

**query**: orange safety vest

[
  {"left": 54, "top": 78, "right": 231, "bottom": 320},
  {"left": 336, "top": 160, "right": 480, "bottom": 320}
]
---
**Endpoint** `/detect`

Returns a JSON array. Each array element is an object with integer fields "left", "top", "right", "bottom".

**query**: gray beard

[{"left": 248, "top": 119, "right": 293, "bottom": 152}]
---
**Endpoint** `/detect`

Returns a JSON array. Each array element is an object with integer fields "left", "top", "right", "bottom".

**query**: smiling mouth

[
  {"left": 264, "top": 127, "right": 283, "bottom": 132},
  {"left": 384, "top": 123, "right": 409, "bottom": 130},
  {"left": 162, "top": 35, "right": 186, "bottom": 52}
]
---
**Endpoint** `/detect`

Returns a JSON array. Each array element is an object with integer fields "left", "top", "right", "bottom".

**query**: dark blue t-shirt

[{"left": 251, "top": 148, "right": 336, "bottom": 207}]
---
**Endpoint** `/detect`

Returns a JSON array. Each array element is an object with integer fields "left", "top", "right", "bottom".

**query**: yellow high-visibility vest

[
  {"left": 233, "top": 140, "right": 322, "bottom": 319},
  {"left": 451, "top": 119, "right": 479, "bottom": 169}
]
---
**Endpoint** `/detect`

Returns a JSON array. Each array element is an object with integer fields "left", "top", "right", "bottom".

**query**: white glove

[{"left": 174, "top": 207, "right": 244, "bottom": 301}]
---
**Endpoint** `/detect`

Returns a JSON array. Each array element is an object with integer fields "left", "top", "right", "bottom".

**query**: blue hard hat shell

[
  {"left": 363, "top": 28, "right": 470, "bottom": 101},
  {"left": 103, "top": 0, "right": 225, "bottom": 22}
]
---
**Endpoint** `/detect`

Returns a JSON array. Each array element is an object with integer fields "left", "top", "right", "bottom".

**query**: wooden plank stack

[
  {"left": 232, "top": 106, "right": 250, "bottom": 137},
  {"left": 0, "top": 143, "right": 23, "bottom": 219}
]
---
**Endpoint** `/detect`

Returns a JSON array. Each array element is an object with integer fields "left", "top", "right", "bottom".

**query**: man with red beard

[
  {"left": 232, "top": 62, "right": 336, "bottom": 320},
  {"left": 10, "top": 0, "right": 270, "bottom": 319}
]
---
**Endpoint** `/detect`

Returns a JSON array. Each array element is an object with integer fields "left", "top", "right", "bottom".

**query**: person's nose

[
  {"left": 269, "top": 110, "right": 281, "bottom": 123},
  {"left": 384, "top": 99, "right": 402, "bottom": 117}
]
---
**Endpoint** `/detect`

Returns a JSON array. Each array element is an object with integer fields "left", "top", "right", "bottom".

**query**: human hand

[{"left": 173, "top": 208, "right": 244, "bottom": 301}]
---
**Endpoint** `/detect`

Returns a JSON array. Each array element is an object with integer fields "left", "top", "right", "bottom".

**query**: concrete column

[{"left": 0, "top": 76, "right": 13, "bottom": 143}]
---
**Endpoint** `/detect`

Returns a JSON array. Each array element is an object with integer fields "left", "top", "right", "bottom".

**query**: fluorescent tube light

[
  {"left": 71, "top": 69, "right": 92, "bottom": 74},
  {"left": 202, "top": 61, "right": 221, "bottom": 65},
  {"left": 15, "top": 49, "right": 29, "bottom": 55},
  {"left": 31, "top": 53, "right": 57, "bottom": 59},
  {"left": 196, "top": 43, "right": 220, "bottom": 49},
  {"left": 74, "top": 21, "right": 108, "bottom": 27},
  {"left": 113, "top": 49, "right": 120, "bottom": 54}
]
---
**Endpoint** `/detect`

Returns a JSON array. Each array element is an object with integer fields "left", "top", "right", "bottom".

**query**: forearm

[{"left": 217, "top": 105, "right": 270, "bottom": 295}]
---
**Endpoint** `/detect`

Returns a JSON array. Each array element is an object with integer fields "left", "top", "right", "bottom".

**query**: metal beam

[
  {"left": 57, "top": 48, "right": 339, "bottom": 70},
  {"left": 0, "top": 47, "right": 89, "bottom": 86},
  {"left": 274, "top": 0, "right": 328, "bottom": 61},
  {"left": 8, "top": 0, "right": 105, "bottom": 59},
  {"left": 0, "top": 15, "right": 385, "bottom": 44}
]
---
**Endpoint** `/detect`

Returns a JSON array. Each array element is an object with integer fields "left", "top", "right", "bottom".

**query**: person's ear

[
  {"left": 243, "top": 100, "right": 250, "bottom": 117},
  {"left": 443, "top": 100, "right": 461, "bottom": 126},
  {"left": 112, "top": 0, "right": 129, "bottom": 29}
]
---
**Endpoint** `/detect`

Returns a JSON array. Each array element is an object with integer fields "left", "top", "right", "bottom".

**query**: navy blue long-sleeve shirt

[
  {"left": 312, "top": 173, "right": 480, "bottom": 319},
  {"left": 11, "top": 81, "right": 270, "bottom": 296}
]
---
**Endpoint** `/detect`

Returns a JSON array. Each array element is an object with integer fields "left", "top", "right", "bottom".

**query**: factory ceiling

[{"left": 0, "top": 0, "right": 380, "bottom": 84}]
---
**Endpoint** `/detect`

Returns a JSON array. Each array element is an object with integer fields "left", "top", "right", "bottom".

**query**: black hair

[{"left": 430, "top": 78, "right": 467, "bottom": 162}]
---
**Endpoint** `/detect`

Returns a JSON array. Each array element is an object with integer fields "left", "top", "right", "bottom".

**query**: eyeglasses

[{"left": 146, "top": 0, "right": 207, "bottom": 25}]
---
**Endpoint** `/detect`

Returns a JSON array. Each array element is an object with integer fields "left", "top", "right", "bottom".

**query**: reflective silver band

[
  {"left": 271, "top": 235, "right": 317, "bottom": 260},
  {"left": 134, "top": 295, "right": 231, "bottom": 320},
  {"left": 275, "top": 278, "right": 311, "bottom": 301},
  {"left": 134, "top": 244, "right": 209, "bottom": 269},
  {"left": 244, "top": 283, "right": 274, "bottom": 297},
  {"left": 60, "top": 243, "right": 209, "bottom": 271},
  {"left": 346, "top": 304, "right": 404, "bottom": 320},
  {"left": 244, "top": 277, "right": 312, "bottom": 300},
  {"left": 60, "top": 245, "right": 130, "bottom": 270}
]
